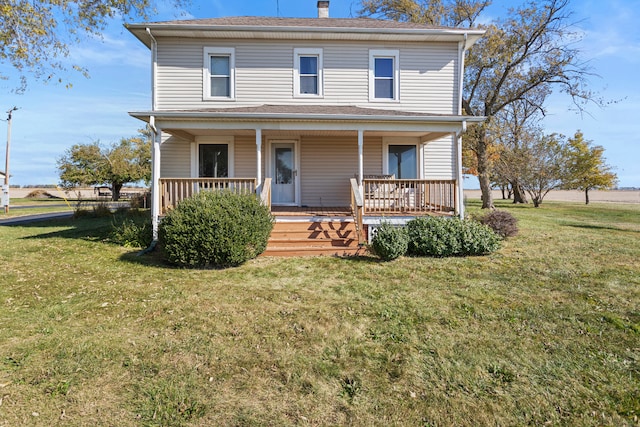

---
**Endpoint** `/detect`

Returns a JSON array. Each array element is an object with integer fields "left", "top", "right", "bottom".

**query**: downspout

[
  {"left": 456, "top": 121, "right": 467, "bottom": 219},
  {"left": 456, "top": 33, "right": 468, "bottom": 219},
  {"left": 141, "top": 27, "right": 160, "bottom": 254}
]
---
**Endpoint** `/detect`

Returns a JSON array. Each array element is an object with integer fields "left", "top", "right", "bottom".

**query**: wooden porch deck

[{"left": 270, "top": 206, "right": 352, "bottom": 217}]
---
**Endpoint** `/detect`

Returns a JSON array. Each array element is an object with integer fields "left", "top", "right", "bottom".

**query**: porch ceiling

[{"left": 162, "top": 128, "right": 452, "bottom": 143}]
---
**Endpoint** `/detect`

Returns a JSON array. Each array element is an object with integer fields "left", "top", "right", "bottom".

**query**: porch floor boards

[{"left": 270, "top": 206, "right": 352, "bottom": 218}]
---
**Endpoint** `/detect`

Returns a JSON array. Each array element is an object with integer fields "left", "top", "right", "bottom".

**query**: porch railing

[
  {"left": 362, "top": 179, "right": 457, "bottom": 214},
  {"left": 159, "top": 178, "right": 257, "bottom": 214}
]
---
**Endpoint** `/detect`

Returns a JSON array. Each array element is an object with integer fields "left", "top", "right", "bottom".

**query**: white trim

[
  {"left": 267, "top": 139, "right": 300, "bottom": 206},
  {"left": 151, "top": 126, "right": 162, "bottom": 240},
  {"left": 203, "top": 47, "right": 236, "bottom": 101},
  {"left": 293, "top": 48, "right": 324, "bottom": 98},
  {"left": 369, "top": 49, "right": 400, "bottom": 102},
  {"left": 193, "top": 135, "right": 235, "bottom": 177},
  {"left": 382, "top": 137, "right": 421, "bottom": 178}
]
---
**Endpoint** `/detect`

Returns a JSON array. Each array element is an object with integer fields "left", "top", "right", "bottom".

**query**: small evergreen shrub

[
  {"left": 406, "top": 216, "right": 500, "bottom": 257},
  {"left": 158, "top": 190, "right": 274, "bottom": 268},
  {"left": 476, "top": 210, "right": 518, "bottom": 239},
  {"left": 370, "top": 222, "right": 408, "bottom": 261}
]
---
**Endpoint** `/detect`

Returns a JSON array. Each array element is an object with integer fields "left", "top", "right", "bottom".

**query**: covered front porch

[{"left": 130, "top": 105, "right": 481, "bottom": 241}]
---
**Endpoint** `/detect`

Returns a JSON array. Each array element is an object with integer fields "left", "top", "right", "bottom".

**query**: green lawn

[{"left": 0, "top": 200, "right": 638, "bottom": 426}]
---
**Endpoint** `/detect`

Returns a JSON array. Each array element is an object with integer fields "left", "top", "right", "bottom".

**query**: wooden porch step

[{"left": 262, "top": 220, "right": 365, "bottom": 257}]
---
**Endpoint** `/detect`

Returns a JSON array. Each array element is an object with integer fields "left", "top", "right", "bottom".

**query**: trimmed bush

[
  {"left": 406, "top": 216, "right": 500, "bottom": 257},
  {"left": 371, "top": 222, "right": 408, "bottom": 261},
  {"left": 158, "top": 190, "right": 274, "bottom": 268},
  {"left": 476, "top": 210, "right": 519, "bottom": 238}
]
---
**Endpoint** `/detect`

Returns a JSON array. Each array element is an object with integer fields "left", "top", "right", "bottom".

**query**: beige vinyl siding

[
  {"left": 156, "top": 38, "right": 458, "bottom": 114},
  {"left": 398, "top": 44, "right": 457, "bottom": 113},
  {"left": 423, "top": 136, "right": 456, "bottom": 180},
  {"left": 299, "top": 135, "right": 382, "bottom": 207},
  {"left": 160, "top": 135, "right": 191, "bottom": 178},
  {"left": 233, "top": 136, "right": 258, "bottom": 178}
]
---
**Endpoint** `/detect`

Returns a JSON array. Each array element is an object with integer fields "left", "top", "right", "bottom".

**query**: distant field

[
  {"left": 0, "top": 200, "right": 638, "bottom": 426},
  {"left": 465, "top": 189, "right": 640, "bottom": 204}
]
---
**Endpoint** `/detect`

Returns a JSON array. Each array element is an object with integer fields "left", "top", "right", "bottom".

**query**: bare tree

[{"left": 360, "top": 0, "right": 597, "bottom": 209}]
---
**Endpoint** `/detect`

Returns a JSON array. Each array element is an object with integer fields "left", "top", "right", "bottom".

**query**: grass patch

[{"left": 0, "top": 201, "right": 638, "bottom": 425}]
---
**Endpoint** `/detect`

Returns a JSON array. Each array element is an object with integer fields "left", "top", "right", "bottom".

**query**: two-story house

[{"left": 126, "top": 1, "right": 484, "bottom": 255}]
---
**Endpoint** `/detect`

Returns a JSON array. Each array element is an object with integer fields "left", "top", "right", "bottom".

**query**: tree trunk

[
  {"left": 585, "top": 188, "right": 590, "bottom": 205},
  {"left": 532, "top": 197, "right": 541, "bottom": 207},
  {"left": 111, "top": 183, "right": 123, "bottom": 201},
  {"left": 512, "top": 181, "right": 528, "bottom": 204},
  {"left": 476, "top": 128, "right": 494, "bottom": 209}
]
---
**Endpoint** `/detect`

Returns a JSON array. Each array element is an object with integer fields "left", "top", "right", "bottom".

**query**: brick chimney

[{"left": 317, "top": 1, "right": 329, "bottom": 18}]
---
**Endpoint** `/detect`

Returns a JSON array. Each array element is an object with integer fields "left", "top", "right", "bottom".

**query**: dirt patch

[{"left": 25, "top": 189, "right": 59, "bottom": 199}]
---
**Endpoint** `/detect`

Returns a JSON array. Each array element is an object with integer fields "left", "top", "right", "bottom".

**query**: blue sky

[{"left": 1, "top": 0, "right": 638, "bottom": 188}]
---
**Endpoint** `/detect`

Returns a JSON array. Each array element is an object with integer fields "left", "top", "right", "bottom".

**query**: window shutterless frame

[
  {"left": 203, "top": 47, "right": 235, "bottom": 100},
  {"left": 293, "top": 48, "right": 323, "bottom": 97},
  {"left": 369, "top": 49, "right": 400, "bottom": 102}
]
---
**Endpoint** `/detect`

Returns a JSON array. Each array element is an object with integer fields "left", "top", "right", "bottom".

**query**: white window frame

[
  {"left": 293, "top": 48, "right": 324, "bottom": 98},
  {"left": 203, "top": 47, "right": 236, "bottom": 101},
  {"left": 369, "top": 49, "right": 400, "bottom": 102},
  {"left": 382, "top": 138, "right": 423, "bottom": 179},
  {"left": 191, "top": 136, "right": 235, "bottom": 178}
]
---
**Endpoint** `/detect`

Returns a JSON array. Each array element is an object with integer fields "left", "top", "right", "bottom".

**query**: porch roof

[
  {"left": 130, "top": 104, "right": 483, "bottom": 123},
  {"left": 130, "top": 105, "right": 483, "bottom": 142}
]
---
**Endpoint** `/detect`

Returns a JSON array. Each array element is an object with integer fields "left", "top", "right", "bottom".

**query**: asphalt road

[{"left": 0, "top": 211, "right": 74, "bottom": 225}]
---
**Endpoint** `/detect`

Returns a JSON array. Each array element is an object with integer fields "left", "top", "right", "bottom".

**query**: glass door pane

[{"left": 388, "top": 145, "right": 417, "bottom": 179}]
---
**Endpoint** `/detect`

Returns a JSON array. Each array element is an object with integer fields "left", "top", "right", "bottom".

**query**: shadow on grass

[
  {"left": 560, "top": 222, "right": 639, "bottom": 234},
  {"left": 4, "top": 216, "right": 115, "bottom": 241}
]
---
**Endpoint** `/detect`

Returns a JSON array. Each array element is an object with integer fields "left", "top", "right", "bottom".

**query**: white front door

[{"left": 271, "top": 142, "right": 297, "bottom": 205}]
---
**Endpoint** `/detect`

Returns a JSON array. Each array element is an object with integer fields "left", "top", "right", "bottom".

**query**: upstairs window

[
  {"left": 294, "top": 48, "right": 323, "bottom": 97},
  {"left": 204, "top": 47, "right": 235, "bottom": 100},
  {"left": 369, "top": 49, "right": 399, "bottom": 101}
]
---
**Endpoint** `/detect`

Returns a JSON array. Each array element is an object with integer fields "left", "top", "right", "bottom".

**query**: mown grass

[{"left": 0, "top": 200, "right": 638, "bottom": 426}]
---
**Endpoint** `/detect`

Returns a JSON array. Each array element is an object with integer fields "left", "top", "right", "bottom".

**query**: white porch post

[
  {"left": 151, "top": 125, "right": 162, "bottom": 240},
  {"left": 456, "top": 124, "right": 466, "bottom": 219},
  {"left": 358, "top": 129, "right": 364, "bottom": 191},
  {"left": 256, "top": 128, "right": 262, "bottom": 194}
]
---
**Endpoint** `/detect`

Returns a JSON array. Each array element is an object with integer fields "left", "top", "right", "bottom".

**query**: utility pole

[{"left": 3, "top": 107, "right": 17, "bottom": 214}]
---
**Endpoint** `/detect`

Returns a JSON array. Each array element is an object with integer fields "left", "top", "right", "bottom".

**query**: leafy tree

[
  {"left": 514, "top": 132, "right": 568, "bottom": 207},
  {"left": 1, "top": 0, "right": 188, "bottom": 90},
  {"left": 359, "top": 0, "right": 596, "bottom": 209},
  {"left": 563, "top": 131, "right": 617, "bottom": 204},
  {"left": 57, "top": 131, "right": 151, "bottom": 201}
]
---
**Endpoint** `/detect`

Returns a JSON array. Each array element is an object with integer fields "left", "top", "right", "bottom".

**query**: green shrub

[
  {"left": 370, "top": 222, "right": 408, "bottom": 261},
  {"left": 111, "top": 210, "right": 153, "bottom": 248},
  {"left": 475, "top": 210, "right": 519, "bottom": 239},
  {"left": 158, "top": 190, "right": 274, "bottom": 268},
  {"left": 406, "top": 216, "right": 500, "bottom": 257}
]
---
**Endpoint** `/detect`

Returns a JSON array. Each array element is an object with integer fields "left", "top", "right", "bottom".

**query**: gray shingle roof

[
  {"left": 148, "top": 16, "right": 456, "bottom": 31},
  {"left": 182, "top": 104, "right": 449, "bottom": 117}
]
